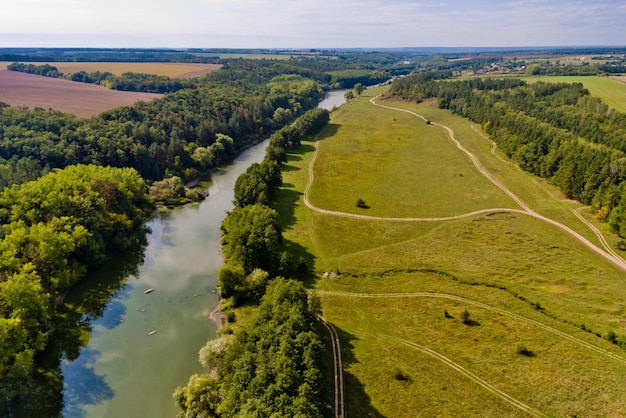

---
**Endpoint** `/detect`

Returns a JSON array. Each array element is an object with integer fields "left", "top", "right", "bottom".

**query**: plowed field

[{"left": 0, "top": 70, "right": 162, "bottom": 117}]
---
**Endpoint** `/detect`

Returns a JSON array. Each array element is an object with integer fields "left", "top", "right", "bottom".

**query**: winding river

[{"left": 57, "top": 92, "right": 345, "bottom": 417}]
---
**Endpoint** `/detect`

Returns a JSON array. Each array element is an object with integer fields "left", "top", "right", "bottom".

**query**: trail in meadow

[{"left": 301, "top": 97, "right": 626, "bottom": 271}]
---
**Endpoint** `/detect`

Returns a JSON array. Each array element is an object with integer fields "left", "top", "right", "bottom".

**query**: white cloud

[{"left": 1, "top": 0, "right": 625, "bottom": 47}]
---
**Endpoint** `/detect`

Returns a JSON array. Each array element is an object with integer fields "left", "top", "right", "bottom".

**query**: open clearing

[
  {"left": 519, "top": 75, "right": 626, "bottom": 112},
  {"left": 0, "top": 61, "right": 221, "bottom": 78},
  {"left": 0, "top": 70, "right": 162, "bottom": 117},
  {"left": 278, "top": 87, "right": 626, "bottom": 416}
]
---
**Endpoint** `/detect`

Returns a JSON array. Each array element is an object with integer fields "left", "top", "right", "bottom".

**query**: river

[{"left": 57, "top": 91, "right": 345, "bottom": 418}]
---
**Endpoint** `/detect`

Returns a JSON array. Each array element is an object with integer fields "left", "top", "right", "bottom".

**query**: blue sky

[{"left": 1, "top": 0, "right": 625, "bottom": 48}]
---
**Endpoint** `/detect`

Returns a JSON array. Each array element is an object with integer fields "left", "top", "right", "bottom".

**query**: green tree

[
  {"left": 173, "top": 374, "right": 221, "bottom": 418},
  {"left": 220, "top": 204, "right": 283, "bottom": 275}
]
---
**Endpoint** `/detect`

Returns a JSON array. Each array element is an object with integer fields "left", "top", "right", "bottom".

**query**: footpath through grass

[{"left": 277, "top": 86, "right": 626, "bottom": 417}]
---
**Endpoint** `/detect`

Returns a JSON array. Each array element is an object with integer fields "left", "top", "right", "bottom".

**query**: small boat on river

[
  {"left": 148, "top": 330, "right": 158, "bottom": 336},
  {"left": 144, "top": 288, "right": 154, "bottom": 294}
]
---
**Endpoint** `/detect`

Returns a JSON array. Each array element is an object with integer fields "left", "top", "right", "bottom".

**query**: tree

[
  {"left": 173, "top": 374, "right": 221, "bottom": 418},
  {"left": 199, "top": 335, "right": 234, "bottom": 371},
  {"left": 354, "top": 83, "right": 365, "bottom": 95},
  {"left": 220, "top": 204, "right": 283, "bottom": 275}
]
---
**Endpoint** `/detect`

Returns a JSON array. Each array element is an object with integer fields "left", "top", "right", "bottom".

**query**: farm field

[
  {"left": 0, "top": 61, "right": 221, "bottom": 78},
  {"left": 0, "top": 70, "right": 162, "bottom": 117},
  {"left": 519, "top": 75, "right": 626, "bottom": 112},
  {"left": 278, "top": 87, "right": 626, "bottom": 416}
]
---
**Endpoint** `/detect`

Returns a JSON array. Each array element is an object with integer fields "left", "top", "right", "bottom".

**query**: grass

[
  {"left": 308, "top": 95, "right": 515, "bottom": 218},
  {"left": 518, "top": 75, "right": 626, "bottom": 112},
  {"left": 277, "top": 86, "right": 626, "bottom": 416},
  {"left": 317, "top": 272, "right": 626, "bottom": 417}
]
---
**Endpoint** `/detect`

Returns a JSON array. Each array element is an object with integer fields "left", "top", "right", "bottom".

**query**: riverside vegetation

[
  {"left": 173, "top": 108, "right": 333, "bottom": 417},
  {"left": 0, "top": 58, "right": 333, "bottom": 416}
]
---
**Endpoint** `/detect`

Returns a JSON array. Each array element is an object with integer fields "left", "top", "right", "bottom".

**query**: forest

[
  {"left": 390, "top": 75, "right": 626, "bottom": 239},
  {"left": 174, "top": 107, "right": 331, "bottom": 417},
  {"left": 0, "top": 60, "right": 324, "bottom": 189},
  {"left": 0, "top": 165, "right": 153, "bottom": 412},
  {"left": 0, "top": 59, "right": 330, "bottom": 416}
]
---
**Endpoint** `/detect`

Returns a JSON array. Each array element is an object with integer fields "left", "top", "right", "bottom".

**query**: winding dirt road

[
  {"left": 308, "top": 95, "right": 626, "bottom": 416},
  {"left": 302, "top": 96, "right": 626, "bottom": 271}
]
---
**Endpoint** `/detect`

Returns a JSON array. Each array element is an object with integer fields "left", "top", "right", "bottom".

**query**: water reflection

[
  {"left": 62, "top": 349, "right": 114, "bottom": 418},
  {"left": 12, "top": 231, "right": 148, "bottom": 418}
]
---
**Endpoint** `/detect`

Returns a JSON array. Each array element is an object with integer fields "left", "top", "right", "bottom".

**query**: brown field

[
  {"left": 0, "top": 62, "right": 222, "bottom": 78},
  {"left": 0, "top": 70, "right": 162, "bottom": 117}
]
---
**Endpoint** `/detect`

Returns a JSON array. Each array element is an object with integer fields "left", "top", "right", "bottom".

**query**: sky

[{"left": 1, "top": 0, "right": 625, "bottom": 49}]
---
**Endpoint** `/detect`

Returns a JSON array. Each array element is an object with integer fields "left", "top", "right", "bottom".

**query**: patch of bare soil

[{"left": 177, "top": 64, "right": 222, "bottom": 79}]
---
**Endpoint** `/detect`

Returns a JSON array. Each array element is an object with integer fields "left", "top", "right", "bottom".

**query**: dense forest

[
  {"left": 174, "top": 107, "right": 331, "bottom": 417},
  {"left": 0, "top": 59, "right": 330, "bottom": 416},
  {"left": 0, "top": 48, "right": 220, "bottom": 63},
  {"left": 0, "top": 165, "right": 153, "bottom": 413},
  {"left": 390, "top": 75, "right": 626, "bottom": 239},
  {"left": 0, "top": 60, "right": 324, "bottom": 189}
]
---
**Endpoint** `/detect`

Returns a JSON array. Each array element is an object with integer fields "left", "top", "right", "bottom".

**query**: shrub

[
  {"left": 394, "top": 370, "right": 410, "bottom": 381},
  {"left": 461, "top": 310, "right": 471, "bottom": 324}
]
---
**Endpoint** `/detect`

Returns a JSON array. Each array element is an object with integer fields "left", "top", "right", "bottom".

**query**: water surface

[{"left": 61, "top": 140, "right": 268, "bottom": 418}]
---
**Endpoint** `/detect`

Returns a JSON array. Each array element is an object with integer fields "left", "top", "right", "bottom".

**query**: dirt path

[
  {"left": 302, "top": 97, "right": 626, "bottom": 271},
  {"left": 318, "top": 290, "right": 626, "bottom": 365},
  {"left": 471, "top": 124, "right": 625, "bottom": 262},
  {"left": 375, "top": 333, "right": 550, "bottom": 417},
  {"left": 320, "top": 317, "right": 345, "bottom": 418}
]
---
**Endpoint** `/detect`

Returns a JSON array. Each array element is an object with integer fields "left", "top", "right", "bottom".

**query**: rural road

[
  {"left": 307, "top": 95, "right": 626, "bottom": 416},
  {"left": 302, "top": 96, "right": 626, "bottom": 272},
  {"left": 320, "top": 317, "right": 345, "bottom": 418}
]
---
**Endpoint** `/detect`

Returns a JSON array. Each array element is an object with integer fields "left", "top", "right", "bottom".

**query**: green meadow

[
  {"left": 277, "top": 86, "right": 626, "bottom": 416},
  {"left": 520, "top": 75, "right": 626, "bottom": 113}
]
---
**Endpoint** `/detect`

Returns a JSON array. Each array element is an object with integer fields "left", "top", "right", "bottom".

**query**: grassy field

[
  {"left": 519, "top": 75, "right": 626, "bottom": 112},
  {"left": 278, "top": 86, "right": 626, "bottom": 416},
  {"left": 0, "top": 62, "right": 221, "bottom": 78}
]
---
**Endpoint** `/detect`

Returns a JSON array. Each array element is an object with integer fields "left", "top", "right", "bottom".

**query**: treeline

[
  {"left": 328, "top": 69, "right": 391, "bottom": 89},
  {"left": 174, "top": 278, "right": 328, "bottom": 417},
  {"left": 0, "top": 49, "right": 219, "bottom": 63},
  {"left": 5, "top": 62, "right": 62, "bottom": 77},
  {"left": 0, "top": 60, "right": 323, "bottom": 188},
  {"left": 174, "top": 107, "right": 331, "bottom": 417},
  {"left": 0, "top": 165, "right": 153, "bottom": 412},
  {"left": 224, "top": 107, "right": 329, "bottom": 304},
  {"left": 7, "top": 62, "right": 195, "bottom": 93},
  {"left": 390, "top": 75, "right": 626, "bottom": 238},
  {"left": 525, "top": 63, "right": 626, "bottom": 76}
]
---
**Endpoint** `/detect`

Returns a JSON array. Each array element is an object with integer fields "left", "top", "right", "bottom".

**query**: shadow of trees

[{"left": 319, "top": 324, "right": 385, "bottom": 418}]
